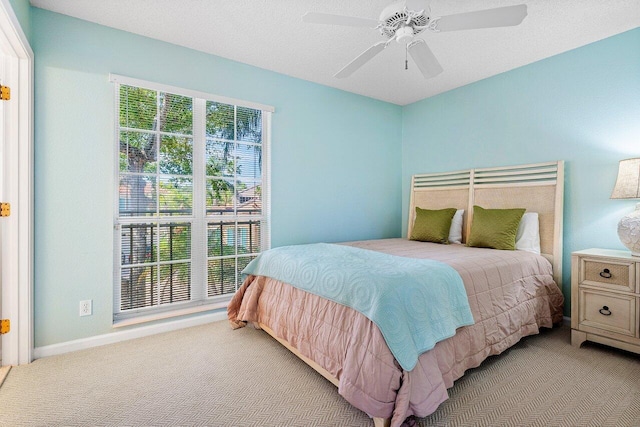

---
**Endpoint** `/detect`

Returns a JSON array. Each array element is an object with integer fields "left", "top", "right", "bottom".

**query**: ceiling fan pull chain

[{"left": 405, "top": 46, "right": 408, "bottom": 70}]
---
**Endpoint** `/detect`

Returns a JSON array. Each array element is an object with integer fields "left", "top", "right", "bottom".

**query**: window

[{"left": 112, "top": 75, "right": 272, "bottom": 322}]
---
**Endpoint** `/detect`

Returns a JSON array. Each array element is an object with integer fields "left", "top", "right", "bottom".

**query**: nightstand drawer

[
  {"left": 580, "top": 258, "right": 635, "bottom": 292},
  {"left": 579, "top": 289, "right": 636, "bottom": 337}
]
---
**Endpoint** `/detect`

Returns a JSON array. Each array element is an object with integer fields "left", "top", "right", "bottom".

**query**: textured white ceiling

[{"left": 30, "top": 0, "right": 640, "bottom": 105}]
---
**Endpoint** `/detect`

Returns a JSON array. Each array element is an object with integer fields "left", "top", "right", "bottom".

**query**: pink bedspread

[{"left": 228, "top": 239, "right": 564, "bottom": 426}]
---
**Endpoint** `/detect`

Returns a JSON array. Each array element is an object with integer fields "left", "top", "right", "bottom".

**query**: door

[
  {"left": 0, "top": 56, "right": 5, "bottom": 367},
  {"left": 0, "top": 0, "right": 34, "bottom": 366}
]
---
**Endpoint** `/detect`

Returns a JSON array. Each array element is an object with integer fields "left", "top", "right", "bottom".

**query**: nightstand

[{"left": 571, "top": 248, "right": 640, "bottom": 354}]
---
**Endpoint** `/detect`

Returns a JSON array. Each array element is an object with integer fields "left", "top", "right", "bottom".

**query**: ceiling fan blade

[
  {"left": 435, "top": 4, "right": 527, "bottom": 32},
  {"left": 302, "top": 12, "right": 380, "bottom": 28},
  {"left": 407, "top": 40, "right": 443, "bottom": 79},
  {"left": 335, "top": 42, "right": 388, "bottom": 79}
]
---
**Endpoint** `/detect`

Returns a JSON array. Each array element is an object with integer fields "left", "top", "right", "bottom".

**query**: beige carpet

[{"left": 1, "top": 322, "right": 639, "bottom": 426}]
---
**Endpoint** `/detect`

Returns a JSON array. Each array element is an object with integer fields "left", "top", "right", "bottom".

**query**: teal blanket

[{"left": 242, "top": 243, "right": 474, "bottom": 371}]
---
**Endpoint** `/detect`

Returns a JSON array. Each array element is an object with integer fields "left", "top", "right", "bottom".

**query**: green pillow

[
  {"left": 410, "top": 207, "right": 457, "bottom": 244},
  {"left": 467, "top": 206, "right": 525, "bottom": 250}
]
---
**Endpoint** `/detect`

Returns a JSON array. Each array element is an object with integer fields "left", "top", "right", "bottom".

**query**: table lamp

[{"left": 611, "top": 158, "right": 640, "bottom": 256}]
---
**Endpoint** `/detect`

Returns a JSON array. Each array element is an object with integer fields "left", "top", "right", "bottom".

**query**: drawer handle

[
  {"left": 599, "top": 306, "right": 612, "bottom": 316},
  {"left": 599, "top": 269, "right": 612, "bottom": 279}
]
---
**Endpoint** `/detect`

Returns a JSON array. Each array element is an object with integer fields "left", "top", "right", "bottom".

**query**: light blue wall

[
  {"left": 402, "top": 28, "right": 640, "bottom": 310},
  {"left": 32, "top": 9, "right": 402, "bottom": 346},
  {"left": 28, "top": 4, "right": 640, "bottom": 345}
]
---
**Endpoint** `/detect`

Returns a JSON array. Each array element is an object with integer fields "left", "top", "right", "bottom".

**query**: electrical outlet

[{"left": 79, "top": 300, "right": 92, "bottom": 317}]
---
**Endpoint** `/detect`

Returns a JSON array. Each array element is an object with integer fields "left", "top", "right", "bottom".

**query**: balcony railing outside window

[{"left": 120, "top": 211, "right": 261, "bottom": 311}]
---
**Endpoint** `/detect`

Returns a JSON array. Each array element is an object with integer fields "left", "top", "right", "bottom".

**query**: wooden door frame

[{"left": 0, "top": 0, "right": 33, "bottom": 366}]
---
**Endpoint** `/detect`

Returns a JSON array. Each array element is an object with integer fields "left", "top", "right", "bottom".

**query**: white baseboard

[
  {"left": 563, "top": 316, "right": 570, "bottom": 326},
  {"left": 34, "top": 310, "right": 228, "bottom": 359}
]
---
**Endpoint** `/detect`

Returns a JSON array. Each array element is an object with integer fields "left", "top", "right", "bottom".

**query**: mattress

[{"left": 228, "top": 238, "right": 564, "bottom": 426}]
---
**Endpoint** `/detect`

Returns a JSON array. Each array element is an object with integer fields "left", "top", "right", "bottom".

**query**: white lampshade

[
  {"left": 611, "top": 158, "right": 640, "bottom": 199},
  {"left": 611, "top": 158, "right": 640, "bottom": 256}
]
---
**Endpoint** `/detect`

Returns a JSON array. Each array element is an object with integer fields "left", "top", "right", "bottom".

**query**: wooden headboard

[{"left": 407, "top": 161, "right": 564, "bottom": 286}]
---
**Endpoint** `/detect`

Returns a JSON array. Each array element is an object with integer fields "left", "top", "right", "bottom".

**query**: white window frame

[{"left": 110, "top": 74, "right": 272, "bottom": 326}]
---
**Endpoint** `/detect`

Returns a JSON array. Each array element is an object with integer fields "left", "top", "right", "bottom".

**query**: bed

[{"left": 228, "top": 161, "right": 565, "bottom": 427}]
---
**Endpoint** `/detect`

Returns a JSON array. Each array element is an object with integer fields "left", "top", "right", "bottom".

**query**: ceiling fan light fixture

[{"left": 395, "top": 26, "right": 414, "bottom": 43}]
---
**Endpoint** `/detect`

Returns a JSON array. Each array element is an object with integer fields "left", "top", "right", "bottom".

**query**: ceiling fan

[{"left": 302, "top": 0, "right": 528, "bottom": 79}]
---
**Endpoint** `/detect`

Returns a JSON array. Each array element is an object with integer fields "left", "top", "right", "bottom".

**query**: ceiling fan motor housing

[{"left": 379, "top": 0, "right": 429, "bottom": 39}]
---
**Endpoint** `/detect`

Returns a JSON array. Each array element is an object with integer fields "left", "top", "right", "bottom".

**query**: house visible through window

[{"left": 113, "top": 75, "right": 272, "bottom": 322}]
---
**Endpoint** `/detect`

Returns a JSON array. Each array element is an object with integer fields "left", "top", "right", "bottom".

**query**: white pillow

[
  {"left": 516, "top": 212, "right": 541, "bottom": 254},
  {"left": 448, "top": 209, "right": 464, "bottom": 244}
]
